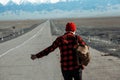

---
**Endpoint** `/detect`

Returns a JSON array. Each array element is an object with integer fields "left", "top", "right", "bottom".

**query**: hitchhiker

[{"left": 31, "top": 22, "right": 87, "bottom": 80}]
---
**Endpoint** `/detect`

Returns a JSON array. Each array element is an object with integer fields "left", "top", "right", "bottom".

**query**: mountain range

[{"left": 0, "top": 0, "right": 120, "bottom": 13}]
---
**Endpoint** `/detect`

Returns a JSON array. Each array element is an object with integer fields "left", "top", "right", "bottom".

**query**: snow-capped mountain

[
  {"left": 0, "top": 0, "right": 120, "bottom": 13},
  {"left": 0, "top": 0, "right": 120, "bottom": 20}
]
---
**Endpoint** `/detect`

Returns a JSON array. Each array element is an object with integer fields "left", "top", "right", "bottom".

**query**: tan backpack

[{"left": 75, "top": 35, "right": 91, "bottom": 66}]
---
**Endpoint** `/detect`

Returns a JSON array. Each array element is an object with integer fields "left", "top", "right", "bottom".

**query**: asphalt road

[{"left": 0, "top": 20, "right": 120, "bottom": 80}]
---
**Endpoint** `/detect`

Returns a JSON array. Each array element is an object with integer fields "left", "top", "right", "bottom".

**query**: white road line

[{"left": 0, "top": 25, "right": 44, "bottom": 58}]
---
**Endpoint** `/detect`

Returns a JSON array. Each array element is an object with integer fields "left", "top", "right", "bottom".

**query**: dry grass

[
  {"left": 0, "top": 19, "right": 46, "bottom": 29},
  {"left": 51, "top": 16, "right": 120, "bottom": 28}
]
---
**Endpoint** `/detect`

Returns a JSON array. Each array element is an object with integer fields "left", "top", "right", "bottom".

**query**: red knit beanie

[{"left": 65, "top": 22, "right": 76, "bottom": 32}]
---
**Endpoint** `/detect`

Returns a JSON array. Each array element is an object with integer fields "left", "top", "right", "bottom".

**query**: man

[{"left": 31, "top": 22, "right": 86, "bottom": 80}]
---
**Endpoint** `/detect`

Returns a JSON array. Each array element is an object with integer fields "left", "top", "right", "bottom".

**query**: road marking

[{"left": 0, "top": 25, "right": 45, "bottom": 58}]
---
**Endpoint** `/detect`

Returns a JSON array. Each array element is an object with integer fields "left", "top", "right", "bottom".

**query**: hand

[
  {"left": 80, "top": 65, "right": 85, "bottom": 70},
  {"left": 31, "top": 54, "right": 37, "bottom": 60}
]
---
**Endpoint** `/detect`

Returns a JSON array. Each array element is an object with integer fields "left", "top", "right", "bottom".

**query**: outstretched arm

[{"left": 31, "top": 37, "right": 60, "bottom": 60}]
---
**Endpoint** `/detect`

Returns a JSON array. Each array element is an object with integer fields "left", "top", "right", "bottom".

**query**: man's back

[{"left": 58, "top": 32, "right": 80, "bottom": 71}]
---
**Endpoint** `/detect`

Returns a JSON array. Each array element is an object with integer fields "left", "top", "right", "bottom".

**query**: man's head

[{"left": 65, "top": 22, "right": 76, "bottom": 32}]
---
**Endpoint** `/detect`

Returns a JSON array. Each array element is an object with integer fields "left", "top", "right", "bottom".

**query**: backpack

[{"left": 75, "top": 35, "right": 90, "bottom": 66}]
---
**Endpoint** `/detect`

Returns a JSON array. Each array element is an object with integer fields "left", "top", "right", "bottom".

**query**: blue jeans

[{"left": 61, "top": 68, "right": 82, "bottom": 80}]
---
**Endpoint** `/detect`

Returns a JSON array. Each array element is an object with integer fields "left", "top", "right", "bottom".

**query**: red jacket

[{"left": 36, "top": 32, "right": 86, "bottom": 71}]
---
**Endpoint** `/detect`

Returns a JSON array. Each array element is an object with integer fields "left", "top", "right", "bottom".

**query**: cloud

[
  {"left": 12, "top": 0, "right": 22, "bottom": 5},
  {"left": 0, "top": 0, "right": 9, "bottom": 5}
]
